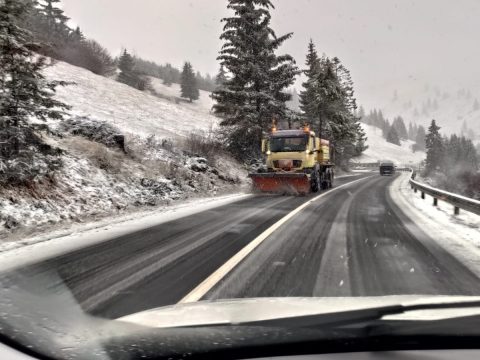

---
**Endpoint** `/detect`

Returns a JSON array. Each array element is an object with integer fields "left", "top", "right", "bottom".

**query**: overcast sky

[{"left": 61, "top": 0, "right": 480, "bottom": 109}]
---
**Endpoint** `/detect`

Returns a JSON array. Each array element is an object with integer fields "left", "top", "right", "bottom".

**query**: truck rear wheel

[{"left": 311, "top": 172, "right": 320, "bottom": 193}]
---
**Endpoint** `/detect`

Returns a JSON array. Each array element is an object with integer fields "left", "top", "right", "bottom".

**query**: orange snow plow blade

[{"left": 249, "top": 173, "right": 311, "bottom": 194}]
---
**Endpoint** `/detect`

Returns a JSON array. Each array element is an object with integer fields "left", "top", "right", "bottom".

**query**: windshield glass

[
  {"left": 1, "top": 0, "right": 480, "bottom": 358},
  {"left": 269, "top": 136, "right": 308, "bottom": 152}
]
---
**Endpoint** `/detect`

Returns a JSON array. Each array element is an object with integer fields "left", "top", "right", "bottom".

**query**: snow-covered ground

[
  {"left": 391, "top": 172, "right": 480, "bottom": 276},
  {"left": 149, "top": 77, "right": 215, "bottom": 117},
  {"left": 43, "top": 61, "right": 218, "bottom": 139},
  {"left": 0, "top": 61, "right": 247, "bottom": 242},
  {"left": 352, "top": 123, "right": 425, "bottom": 166},
  {"left": 374, "top": 83, "right": 480, "bottom": 137}
]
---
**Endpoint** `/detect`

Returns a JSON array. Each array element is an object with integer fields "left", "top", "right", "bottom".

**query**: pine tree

[
  {"left": 332, "top": 56, "right": 357, "bottom": 112},
  {"left": 117, "top": 49, "right": 148, "bottom": 90},
  {"left": 386, "top": 126, "right": 401, "bottom": 145},
  {"left": 309, "top": 58, "right": 345, "bottom": 138},
  {"left": 180, "top": 61, "right": 199, "bottom": 102},
  {"left": 195, "top": 70, "right": 204, "bottom": 92},
  {"left": 1, "top": 0, "right": 69, "bottom": 125},
  {"left": 35, "top": 0, "right": 71, "bottom": 50},
  {"left": 215, "top": 65, "right": 228, "bottom": 88},
  {"left": 68, "top": 26, "right": 84, "bottom": 44},
  {"left": 371, "top": 109, "right": 378, "bottom": 126},
  {"left": 460, "top": 136, "right": 479, "bottom": 170},
  {"left": 443, "top": 135, "right": 479, "bottom": 172},
  {"left": 302, "top": 52, "right": 365, "bottom": 165},
  {"left": 392, "top": 116, "right": 408, "bottom": 140},
  {"left": 212, "top": 0, "right": 298, "bottom": 159},
  {"left": 413, "top": 125, "right": 426, "bottom": 152},
  {"left": 299, "top": 40, "right": 321, "bottom": 121},
  {"left": 376, "top": 110, "right": 386, "bottom": 129},
  {"left": 0, "top": 0, "right": 69, "bottom": 182},
  {"left": 353, "top": 122, "right": 368, "bottom": 156},
  {"left": 162, "top": 63, "right": 175, "bottom": 86},
  {"left": 381, "top": 118, "right": 390, "bottom": 139},
  {"left": 358, "top": 106, "right": 366, "bottom": 121},
  {"left": 408, "top": 122, "right": 415, "bottom": 140},
  {"left": 425, "top": 120, "right": 444, "bottom": 173},
  {"left": 118, "top": 49, "right": 136, "bottom": 86}
]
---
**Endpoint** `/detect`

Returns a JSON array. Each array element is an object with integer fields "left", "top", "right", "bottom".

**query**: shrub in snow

[
  {"left": 183, "top": 131, "right": 222, "bottom": 164},
  {"left": 458, "top": 171, "right": 480, "bottom": 200},
  {"left": 57, "top": 117, "right": 125, "bottom": 151},
  {"left": 1, "top": 214, "right": 19, "bottom": 230},
  {"left": 189, "top": 157, "right": 208, "bottom": 173},
  {"left": 140, "top": 178, "right": 175, "bottom": 195}
]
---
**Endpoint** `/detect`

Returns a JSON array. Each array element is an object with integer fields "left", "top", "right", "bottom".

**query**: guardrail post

[
  {"left": 421, "top": 191, "right": 425, "bottom": 199},
  {"left": 414, "top": 188, "right": 417, "bottom": 193},
  {"left": 433, "top": 198, "right": 438, "bottom": 206},
  {"left": 454, "top": 206, "right": 460, "bottom": 215}
]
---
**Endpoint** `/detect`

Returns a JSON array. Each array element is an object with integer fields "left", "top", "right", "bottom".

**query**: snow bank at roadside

[
  {"left": 0, "top": 193, "right": 252, "bottom": 268},
  {"left": 391, "top": 172, "right": 480, "bottom": 275}
]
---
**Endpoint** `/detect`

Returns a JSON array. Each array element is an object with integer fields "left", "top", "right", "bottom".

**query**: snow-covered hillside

[
  {"left": 149, "top": 77, "right": 215, "bottom": 116},
  {"left": 0, "top": 61, "right": 245, "bottom": 241},
  {"left": 377, "top": 84, "right": 480, "bottom": 137},
  {"left": 352, "top": 124, "right": 425, "bottom": 166},
  {"left": 43, "top": 61, "right": 218, "bottom": 139}
]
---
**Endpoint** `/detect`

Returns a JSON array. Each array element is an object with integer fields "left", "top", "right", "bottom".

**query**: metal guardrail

[{"left": 408, "top": 170, "right": 480, "bottom": 216}]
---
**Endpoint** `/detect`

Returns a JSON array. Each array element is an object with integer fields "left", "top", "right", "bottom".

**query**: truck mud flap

[{"left": 249, "top": 173, "right": 311, "bottom": 194}]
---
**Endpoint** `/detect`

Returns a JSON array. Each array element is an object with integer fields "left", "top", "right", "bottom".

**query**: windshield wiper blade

[
  {"left": 233, "top": 300, "right": 480, "bottom": 329},
  {"left": 163, "top": 300, "right": 480, "bottom": 329}
]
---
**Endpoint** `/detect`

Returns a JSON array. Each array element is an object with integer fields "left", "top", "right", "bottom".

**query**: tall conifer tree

[{"left": 212, "top": 0, "right": 298, "bottom": 159}]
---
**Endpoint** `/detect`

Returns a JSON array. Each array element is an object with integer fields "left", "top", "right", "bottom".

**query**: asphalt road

[{"left": 4, "top": 172, "right": 480, "bottom": 319}]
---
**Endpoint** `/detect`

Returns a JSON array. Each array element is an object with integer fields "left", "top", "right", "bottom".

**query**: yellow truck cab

[
  {"left": 262, "top": 128, "right": 330, "bottom": 172},
  {"left": 251, "top": 126, "right": 334, "bottom": 194}
]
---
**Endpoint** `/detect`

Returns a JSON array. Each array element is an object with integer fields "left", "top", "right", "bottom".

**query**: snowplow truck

[{"left": 249, "top": 126, "right": 335, "bottom": 194}]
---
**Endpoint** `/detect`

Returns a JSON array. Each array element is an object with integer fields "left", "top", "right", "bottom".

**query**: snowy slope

[
  {"left": 149, "top": 77, "right": 215, "bottom": 116},
  {"left": 0, "top": 61, "right": 246, "bottom": 242},
  {"left": 43, "top": 61, "right": 218, "bottom": 138},
  {"left": 352, "top": 124, "right": 425, "bottom": 166},
  {"left": 377, "top": 84, "right": 480, "bottom": 137}
]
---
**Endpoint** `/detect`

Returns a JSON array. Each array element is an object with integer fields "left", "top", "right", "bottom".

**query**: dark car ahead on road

[{"left": 379, "top": 161, "right": 396, "bottom": 176}]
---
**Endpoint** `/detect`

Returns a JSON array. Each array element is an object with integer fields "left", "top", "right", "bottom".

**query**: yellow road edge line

[{"left": 179, "top": 175, "right": 375, "bottom": 303}]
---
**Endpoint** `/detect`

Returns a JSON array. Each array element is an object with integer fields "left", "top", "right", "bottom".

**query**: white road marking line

[{"left": 179, "top": 175, "right": 375, "bottom": 303}]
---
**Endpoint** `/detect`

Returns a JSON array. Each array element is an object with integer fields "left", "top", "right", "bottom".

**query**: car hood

[{"left": 118, "top": 295, "right": 480, "bottom": 328}]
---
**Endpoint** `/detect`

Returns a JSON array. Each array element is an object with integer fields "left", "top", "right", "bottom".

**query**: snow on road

[
  {"left": 391, "top": 172, "right": 480, "bottom": 276},
  {"left": 0, "top": 193, "right": 252, "bottom": 267}
]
